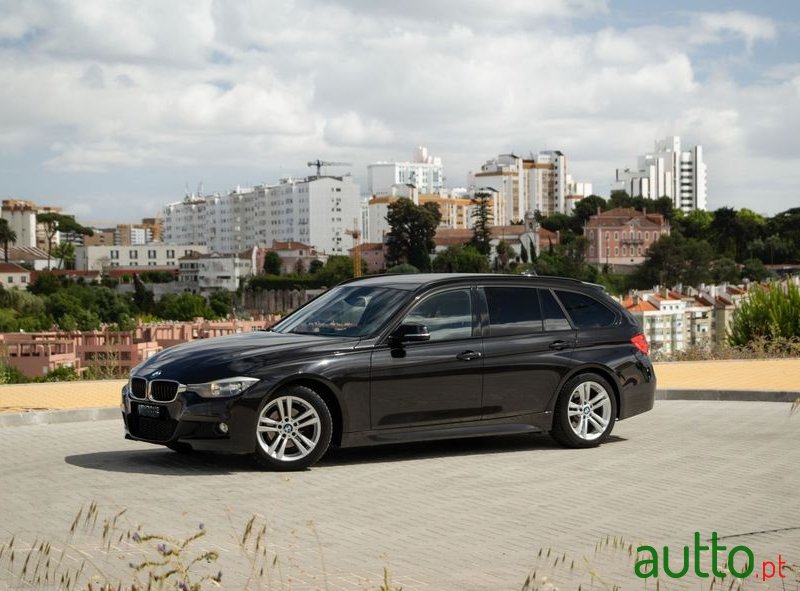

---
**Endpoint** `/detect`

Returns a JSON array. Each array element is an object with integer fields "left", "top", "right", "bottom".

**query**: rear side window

[
  {"left": 485, "top": 287, "right": 543, "bottom": 336},
  {"left": 540, "top": 289, "right": 572, "bottom": 331},
  {"left": 554, "top": 290, "right": 617, "bottom": 329}
]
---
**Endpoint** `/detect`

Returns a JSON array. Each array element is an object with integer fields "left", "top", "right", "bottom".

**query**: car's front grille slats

[
  {"left": 130, "top": 377, "right": 147, "bottom": 399},
  {"left": 150, "top": 380, "right": 179, "bottom": 402},
  {"left": 129, "top": 377, "right": 182, "bottom": 402}
]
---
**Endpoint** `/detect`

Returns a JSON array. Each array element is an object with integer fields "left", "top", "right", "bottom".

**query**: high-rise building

[
  {"left": 615, "top": 136, "right": 707, "bottom": 212},
  {"left": 163, "top": 175, "right": 361, "bottom": 255},
  {"left": 470, "top": 151, "right": 585, "bottom": 222},
  {"left": 1, "top": 199, "right": 63, "bottom": 249},
  {"left": 367, "top": 146, "right": 444, "bottom": 197}
]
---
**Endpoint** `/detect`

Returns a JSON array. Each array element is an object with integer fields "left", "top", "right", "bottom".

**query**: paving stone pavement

[{"left": 0, "top": 401, "right": 798, "bottom": 590}]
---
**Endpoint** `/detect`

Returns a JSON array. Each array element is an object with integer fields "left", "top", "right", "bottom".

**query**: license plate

[{"left": 137, "top": 404, "right": 161, "bottom": 418}]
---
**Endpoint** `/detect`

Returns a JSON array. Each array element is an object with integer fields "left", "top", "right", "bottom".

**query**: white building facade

[
  {"left": 75, "top": 244, "right": 208, "bottom": 272},
  {"left": 367, "top": 146, "right": 444, "bottom": 197},
  {"left": 163, "top": 175, "right": 361, "bottom": 255},
  {"left": 470, "top": 151, "right": 584, "bottom": 222},
  {"left": 615, "top": 136, "right": 707, "bottom": 212}
]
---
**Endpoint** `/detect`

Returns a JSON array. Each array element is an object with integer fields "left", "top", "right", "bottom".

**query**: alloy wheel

[
  {"left": 256, "top": 395, "right": 322, "bottom": 461},
  {"left": 567, "top": 381, "right": 612, "bottom": 441}
]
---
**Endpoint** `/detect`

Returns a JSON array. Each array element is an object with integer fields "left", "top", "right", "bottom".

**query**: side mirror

[{"left": 390, "top": 323, "right": 430, "bottom": 344}]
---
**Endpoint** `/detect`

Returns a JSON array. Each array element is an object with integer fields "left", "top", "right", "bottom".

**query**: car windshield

[{"left": 271, "top": 285, "right": 410, "bottom": 337}]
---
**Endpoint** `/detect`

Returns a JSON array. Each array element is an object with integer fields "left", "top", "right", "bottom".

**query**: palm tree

[{"left": 0, "top": 219, "right": 17, "bottom": 263}]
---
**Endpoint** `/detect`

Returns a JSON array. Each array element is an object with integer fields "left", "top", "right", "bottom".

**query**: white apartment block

[
  {"left": 179, "top": 250, "right": 254, "bottom": 293},
  {"left": 1, "top": 199, "right": 64, "bottom": 249},
  {"left": 615, "top": 136, "right": 707, "bottom": 212},
  {"left": 75, "top": 244, "right": 208, "bottom": 272},
  {"left": 470, "top": 151, "right": 585, "bottom": 222},
  {"left": 163, "top": 175, "right": 361, "bottom": 255},
  {"left": 367, "top": 146, "right": 444, "bottom": 197}
]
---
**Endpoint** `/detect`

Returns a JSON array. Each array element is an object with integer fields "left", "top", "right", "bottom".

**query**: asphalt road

[{"left": 0, "top": 401, "right": 798, "bottom": 590}]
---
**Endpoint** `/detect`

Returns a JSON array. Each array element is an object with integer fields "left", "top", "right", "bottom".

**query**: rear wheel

[
  {"left": 550, "top": 373, "right": 616, "bottom": 448},
  {"left": 252, "top": 385, "right": 332, "bottom": 471}
]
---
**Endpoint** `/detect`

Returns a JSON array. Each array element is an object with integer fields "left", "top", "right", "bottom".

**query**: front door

[{"left": 370, "top": 287, "right": 483, "bottom": 429}]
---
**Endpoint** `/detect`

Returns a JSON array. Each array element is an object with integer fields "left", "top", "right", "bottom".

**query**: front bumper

[{"left": 121, "top": 384, "right": 262, "bottom": 453}]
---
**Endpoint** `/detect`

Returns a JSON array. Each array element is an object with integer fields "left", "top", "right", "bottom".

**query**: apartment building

[
  {"left": 470, "top": 151, "right": 589, "bottom": 222},
  {"left": 179, "top": 250, "right": 255, "bottom": 293},
  {"left": 163, "top": 175, "right": 360, "bottom": 255},
  {"left": 367, "top": 146, "right": 444, "bottom": 196},
  {"left": 584, "top": 207, "right": 670, "bottom": 269},
  {"left": 615, "top": 136, "right": 707, "bottom": 212},
  {"left": 75, "top": 244, "right": 208, "bottom": 272},
  {"left": 1, "top": 199, "right": 63, "bottom": 249},
  {"left": 1, "top": 333, "right": 82, "bottom": 377},
  {"left": 366, "top": 185, "right": 474, "bottom": 243}
]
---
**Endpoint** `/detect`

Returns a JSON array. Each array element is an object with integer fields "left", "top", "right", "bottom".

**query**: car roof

[{"left": 339, "top": 273, "right": 596, "bottom": 291}]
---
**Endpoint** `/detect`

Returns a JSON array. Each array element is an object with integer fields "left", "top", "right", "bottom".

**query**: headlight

[{"left": 187, "top": 377, "right": 259, "bottom": 399}]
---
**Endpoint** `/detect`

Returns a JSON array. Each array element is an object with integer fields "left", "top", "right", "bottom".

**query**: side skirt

[{"left": 340, "top": 411, "right": 553, "bottom": 448}]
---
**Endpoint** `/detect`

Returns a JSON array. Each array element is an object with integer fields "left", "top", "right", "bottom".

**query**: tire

[
  {"left": 550, "top": 373, "right": 617, "bottom": 448},
  {"left": 252, "top": 385, "right": 332, "bottom": 471}
]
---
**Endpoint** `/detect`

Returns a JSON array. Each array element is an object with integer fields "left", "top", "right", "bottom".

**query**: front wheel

[
  {"left": 252, "top": 385, "right": 332, "bottom": 471},
  {"left": 550, "top": 373, "right": 617, "bottom": 448}
]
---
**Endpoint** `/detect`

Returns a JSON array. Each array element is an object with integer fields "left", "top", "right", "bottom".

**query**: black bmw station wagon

[{"left": 122, "top": 274, "right": 656, "bottom": 470}]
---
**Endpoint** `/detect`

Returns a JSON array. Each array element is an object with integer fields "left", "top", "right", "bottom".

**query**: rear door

[{"left": 480, "top": 286, "right": 576, "bottom": 418}]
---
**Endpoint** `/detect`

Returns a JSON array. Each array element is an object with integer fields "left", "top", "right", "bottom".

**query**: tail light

[{"left": 631, "top": 333, "right": 649, "bottom": 355}]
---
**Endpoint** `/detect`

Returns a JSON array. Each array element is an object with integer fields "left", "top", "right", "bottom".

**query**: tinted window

[
  {"left": 404, "top": 289, "right": 473, "bottom": 341},
  {"left": 485, "top": 287, "right": 542, "bottom": 336},
  {"left": 540, "top": 289, "right": 572, "bottom": 331},
  {"left": 272, "top": 286, "right": 409, "bottom": 337},
  {"left": 555, "top": 290, "right": 616, "bottom": 329}
]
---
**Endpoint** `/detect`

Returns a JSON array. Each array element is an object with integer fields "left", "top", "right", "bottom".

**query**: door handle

[
  {"left": 549, "top": 340, "right": 571, "bottom": 351},
  {"left": 456, "top": 350, "right": 482, "bottom": 361}
]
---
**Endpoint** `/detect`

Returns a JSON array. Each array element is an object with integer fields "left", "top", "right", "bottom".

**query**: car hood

[{"left": 133, "top": 330, "right": 358, "bottom": 382}]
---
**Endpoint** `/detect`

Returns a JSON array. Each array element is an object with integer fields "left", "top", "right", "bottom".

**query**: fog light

[{"left": 219, "top": 422, "right": 229, "bottom": 434}]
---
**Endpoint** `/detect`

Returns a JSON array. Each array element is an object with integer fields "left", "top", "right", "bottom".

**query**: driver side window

[{"left": 403, "top": 289, "right": 473, "bottom": 342}]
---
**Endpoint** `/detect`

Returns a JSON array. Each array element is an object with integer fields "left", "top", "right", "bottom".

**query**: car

[{"left": 122, "top": 273, "right": 656, "bottom": 470}]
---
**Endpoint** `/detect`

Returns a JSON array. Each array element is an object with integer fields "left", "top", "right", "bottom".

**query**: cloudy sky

[{"left": 0, "top": 0, "right": 798, "bottom": 225}]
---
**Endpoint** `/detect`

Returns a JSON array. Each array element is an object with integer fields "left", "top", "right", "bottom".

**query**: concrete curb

[
  {"left": 656, "top": 390, "right": 799, "bottom": 403},
  {"left": 0, "top": 407, "right": 120, "bottom": 428}
]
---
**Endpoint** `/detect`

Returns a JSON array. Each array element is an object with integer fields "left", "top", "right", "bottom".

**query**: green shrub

[{"left": 728, "top": 282, "right": 800, "bottom": 346}]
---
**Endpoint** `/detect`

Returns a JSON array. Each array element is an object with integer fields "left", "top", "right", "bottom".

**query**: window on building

[
  {"left": 110, "top": 250, "right": 119, "bottom": 259},
  {"left": 148, "top": 250, "right": 157, "bottom": 259},
  {"left": 129, "top": 250, "right": 138, "bottom": 259}
]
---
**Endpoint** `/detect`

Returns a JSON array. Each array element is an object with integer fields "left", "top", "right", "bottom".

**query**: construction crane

[
  {"left": 346, "top": 218, "right": 362, "bottom": 278},
  {"left": 307, "top": 160, "right": 352, "bottom": 177}
]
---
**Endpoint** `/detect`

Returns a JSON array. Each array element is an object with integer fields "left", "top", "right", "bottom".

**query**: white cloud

[
  {"left": 695, "top": 11, "right": 777, "bottom": 50},
  {"left": 0, "top": 1, "right": 796, "bottom": 219}
]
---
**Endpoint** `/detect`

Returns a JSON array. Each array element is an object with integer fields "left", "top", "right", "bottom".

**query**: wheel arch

[
  {"left": 268, "top": 375, "right": 345, "bottom": 447},
  {"left": 549, "top": 364, "right": 622, "bottom": 418}
]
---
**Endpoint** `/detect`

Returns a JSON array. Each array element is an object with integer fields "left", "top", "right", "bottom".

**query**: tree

[
  {"left": 432, "top": 245, "right": 490, "bottom": 273},
  {"left": 385, "top": 198, "right": 441, "bottom": 271},
  {"left": 520, "top": 241, "right": 529, "bottom": 264},
  {"left": 157, "top": 293, "right": 213, "bottom": 321},
  {"left": 208, "top": 290, "right": 232, "bottom": 318},
  {"left": 711, "top": 257, "right": 739, "bottom": 283},
  {"left": 635, "top": 234, "right": 713, "bottom": 287},
  {"left": 469, "top": 191, "right": 493, "bottom": 256},
  {"left": 494, "top": 240, "right": 513, "bottom": 271},
  {"left": 37, "top": 213, "right": 93, "bottom": 269},
  {"left": 132, "top": 274, "right": 156, "bottom": 315},
  {"left": 308, "top": 259, "right": 324, "bottom": 274},
  {"left": 386, "top": 263, "right": 420, "bottom": 274},
  {"left": 0, "top": 219, "right": 17, "bottom": 262},
  {"left": 263, "top": 251, "right": 282, "bottom": 275},
  {"left": 571, "top": 195, "right": 607, "bottom": 225},
  {"left": 52, "top": 242, "right": 76, "bottom": 270},
  {"left": 741, "top": 258, "right": 771, "bottom": 282}
]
